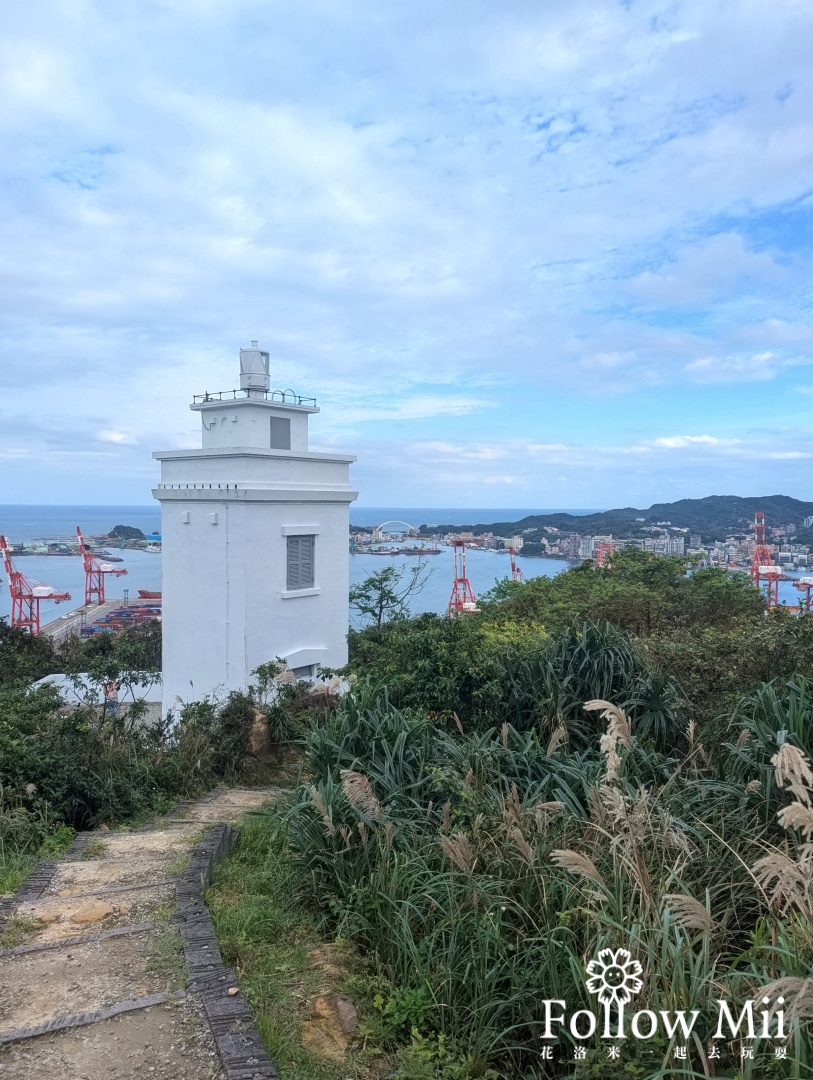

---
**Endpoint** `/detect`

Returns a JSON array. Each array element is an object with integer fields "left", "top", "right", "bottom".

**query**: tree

[
  {"left": 350, "top": 562, "right": 434, "bottom": 629},
  {"left": 0, "top": 620, "right": 57, "bottom": 687}
]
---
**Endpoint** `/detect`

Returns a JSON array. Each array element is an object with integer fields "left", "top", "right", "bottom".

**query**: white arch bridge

[{"left": 372, "top": 520, "right": 419, "bottom": 539}]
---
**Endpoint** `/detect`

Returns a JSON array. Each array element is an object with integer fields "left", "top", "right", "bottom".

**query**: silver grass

[
  {"left": 551, "top": 849, "right": 606, "bottom": 887},
  {"left": 340, "top": 770, "right": 383, "bottom": 820},
  {"left": 752, "top": 851, "right": 810, "bottom": 914},
  {"left": 663, "top": 893, "right": 714, "bottom": 933},
  {"left": 771, "top": 743, "right": 813, "bottom": 807},
  {"left": 584, "top": 699, "right": 632, "bottom": 747},
  {"left": 546, "top": 723, "right": 568, "bottom": 757},
  {"left": 760, "top": 977, "right": 813, "bottom": 1022},
  {"left": 735, "top": 728, "right": 750, "bottom": 750},
  {"left": 357, "top": 820, "right": 369, "bottom": 850},
  {"left": 440, "top": 832, "right": 475, "bottom": 874},
  {"left": 509, "top": 826, "right": 535, "bottom": 867},
  {"left": 309, "top": 787, "right": 335, "bottom": 837},
  {"left": 778, "top": 802, "right": 813, "bottom": 841}
]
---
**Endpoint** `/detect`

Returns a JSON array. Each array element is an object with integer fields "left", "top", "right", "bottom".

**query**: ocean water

[
  {"left": 348, "top": 548, "right": 572, "bottom": 623},
  {"left": 0, "top": 505, "right": 161, "bottom": 543},
  {"left": 0, "top": 505, "right": 600, "bottom": 543},
  {"left": 0, "top": 504, "right": 581, "bottom": 624},
  {"left": 0, "top": 549, "right": 162, "bottom": 625},
  {"left": 3, "top": 504, "right": 800, "bottom": 623}
]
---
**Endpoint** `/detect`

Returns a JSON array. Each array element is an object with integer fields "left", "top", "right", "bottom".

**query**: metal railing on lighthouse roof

[{"left": 192, "top": 388, "right": 317, "bottom": 407}]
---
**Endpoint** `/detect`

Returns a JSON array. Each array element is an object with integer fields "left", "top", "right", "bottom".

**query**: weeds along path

[{"left": 0, "top": 788, "right": 280, "bottom": 1080}]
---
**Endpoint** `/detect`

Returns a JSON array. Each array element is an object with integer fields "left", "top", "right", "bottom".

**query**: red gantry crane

[
  {"left": 750, "top": 512, "right": 782, "bottom": 608},
  {"left": 448, "top": 540, "right": 479, "bottom": 615},
  {"left": 794, "top": 576, "right": 813, "bottom": 610},
  {"left": 508, "top": 546, "right": 526, "bottom": 583},
  {"left": 0, "top": 535, "right": 70, "bottom": 634},
  {"left": 77, "top": 526, "right": 127, "bottom": 606},
  {"left": 595, "top": 542, "right": 614, "bottom": 568}
]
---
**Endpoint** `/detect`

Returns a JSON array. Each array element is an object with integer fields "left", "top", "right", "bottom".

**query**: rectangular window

[
  {"left": 270, "top": 417, "right": 291, "bottom": 450},
  {"left": 287, "top": 535, "right": 315, "bottom": 590}
]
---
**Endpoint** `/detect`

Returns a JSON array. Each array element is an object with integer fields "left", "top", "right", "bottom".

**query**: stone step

[
  {"left": 0, "top": 997, "right": 220, "bottom": 1079},
  {"left": 70, "top": 831, "right": 199, "bottom": 860},
  {"left": 0, "top": 923, "right": 154, "bottom": 959},
  {"left": 43, "top": 879, "right": 177, "bottom": 901},
  {"left": 0, "top": 931, "right": 173, "bottom": 1035},
  {"left": 14, "top": 883, "right": 176, "bottom": 944}
]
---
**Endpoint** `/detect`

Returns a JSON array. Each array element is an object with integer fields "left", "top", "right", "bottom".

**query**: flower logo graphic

[{"left": 586, "top": 948, "right": 643, "bottom": 1006}]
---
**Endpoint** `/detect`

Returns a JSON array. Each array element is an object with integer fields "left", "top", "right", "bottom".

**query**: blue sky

[{"left": 1, "top": 0, "right": 812, "bottom": 508}]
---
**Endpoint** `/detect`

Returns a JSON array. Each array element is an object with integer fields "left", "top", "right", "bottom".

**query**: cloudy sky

[{"left": 2, "top": 0, "right": 812, "bottom": 509}]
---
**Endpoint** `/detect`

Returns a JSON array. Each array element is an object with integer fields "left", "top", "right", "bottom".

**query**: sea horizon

[{"left": 0, "top": 503, "right": 605, "bottom": 542}]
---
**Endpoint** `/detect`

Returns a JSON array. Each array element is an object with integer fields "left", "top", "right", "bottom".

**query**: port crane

[
  {"left": 594, "top": 542, "right": 614, "bottom": 568},
  {"left": 794, "top": 576, "right": 813, "bottom": 610},
  {"left": 77, "top": 526, "right": 127, "bottom": 606},
  {"left": 750, "top": 512, "right": 783, "bottom": 607},
  {"left": 508, "top": 546, "right": 526, "bottom": 583},
  {"left": 448, "top": 540, "right": 479, "bottom": 615},
  {"left": 0, "top": 535, "right": 70, "bottom": 634}
]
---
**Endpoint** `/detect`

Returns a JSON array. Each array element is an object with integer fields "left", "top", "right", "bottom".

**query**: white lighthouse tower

[{"left": 152, "top": 342, "right": 358, "bottom": 711}]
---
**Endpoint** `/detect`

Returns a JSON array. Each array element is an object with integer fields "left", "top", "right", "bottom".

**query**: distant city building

[
  {"left": 804, "top": 516, "right": 813, "bottom": 529},
  {"left": 153, "top": 342, "right": 357, "bottom": 713}
]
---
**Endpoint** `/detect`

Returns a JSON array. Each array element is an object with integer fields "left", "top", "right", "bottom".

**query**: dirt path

[{"left": 0, "top": 789, "right": 277, "bottom": 1079}]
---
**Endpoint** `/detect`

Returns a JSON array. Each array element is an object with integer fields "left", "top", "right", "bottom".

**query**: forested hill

[{"left": 420, "top": 494, "right": 813, "bottom": 540}]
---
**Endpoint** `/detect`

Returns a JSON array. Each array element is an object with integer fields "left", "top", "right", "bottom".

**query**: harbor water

[{"left": 0, "top": 505, "right": 807, "bottom": 624}]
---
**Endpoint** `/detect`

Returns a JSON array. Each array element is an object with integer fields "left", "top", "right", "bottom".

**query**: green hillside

[{"left": 421, "top": 494, "right": 813, "bottom": 542}]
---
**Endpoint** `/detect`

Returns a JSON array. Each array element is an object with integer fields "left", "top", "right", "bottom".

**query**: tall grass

[{"left": 281, "top": 681, "right": 813, "bottom": 1077}]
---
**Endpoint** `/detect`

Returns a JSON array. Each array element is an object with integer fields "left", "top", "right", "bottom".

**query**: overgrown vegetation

[
  {"left": 250, "top": 551, "right": 813, "bottom": 1077},
  {"left": 0, "top": 620, "right": 289, "bottom": 894},
  {"left": 208, "top": 814, "right": 377, "bottom": 1080},
  {"left": 279, "top": 678, "right": 813, "bottom": 1077},
  {"left": 348, "top": 549, "right": 813, "bottom": 734}
]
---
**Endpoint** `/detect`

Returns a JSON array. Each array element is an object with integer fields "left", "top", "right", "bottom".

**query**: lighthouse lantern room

[{"left": 153, "top": 342, "right": 358, "bottom": 712}]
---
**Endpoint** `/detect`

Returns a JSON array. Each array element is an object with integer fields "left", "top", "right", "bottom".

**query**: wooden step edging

[
  {"left": 0, "top": 922, "right": 155, "bottom": 958},
  {"left": 0, "top": 993, "right": 184, "bottom": 1045},
  {"left": 0, "top": 793, "right": 280, "bottom": 1079},
  {"left": 172, "top": 823, "right": 279, "bottom": 1080}
]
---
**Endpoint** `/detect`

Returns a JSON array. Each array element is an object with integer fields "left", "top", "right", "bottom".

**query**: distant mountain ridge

[{"left": 420, "top": 495, "right": 813, "bottom": 541}]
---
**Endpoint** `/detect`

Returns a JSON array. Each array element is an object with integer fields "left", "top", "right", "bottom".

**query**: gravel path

[{"left": 0, "top": 788, "right": 277, "bottom": 1079}]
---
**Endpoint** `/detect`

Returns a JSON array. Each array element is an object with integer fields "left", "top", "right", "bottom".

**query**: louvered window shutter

[
  {"left": 300, "top": 536, "right": 314, "bottom": 587},
  {"left": 287, "top": 536, "right": 315, "bottom": 590}
]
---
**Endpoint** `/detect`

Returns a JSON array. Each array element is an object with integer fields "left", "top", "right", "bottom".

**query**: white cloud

[
  {"left": 2, "top": 0, "right": 813, "bottom": 501},
  {"left": 684, "top": 352, "right": 781, "bottom": 383},
  {"left": 628, "top": 233, "right": 784, "bottom": 308},
  {"left": 646, "top": 435, "right": 740, "bottom": 449},
  {"left": 96, "top": 429, "right": 136, "bottom": 444}
]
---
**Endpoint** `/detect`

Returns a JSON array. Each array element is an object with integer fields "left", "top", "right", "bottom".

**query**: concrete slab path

[{"left": 0, "top": 788, "right": 277, "bottom": 1079}]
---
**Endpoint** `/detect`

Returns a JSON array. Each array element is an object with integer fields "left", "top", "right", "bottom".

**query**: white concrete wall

[
  {"left": 196, "top": 401, "right": 312, "bottom": 451},
  {"left": 155, "top": 450, "right": 356, "bottom": 712},
  {"left": 157, "top": 450, "right": 351, "bottom": 488}
]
